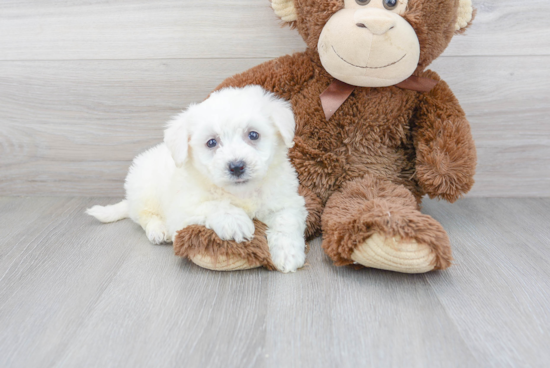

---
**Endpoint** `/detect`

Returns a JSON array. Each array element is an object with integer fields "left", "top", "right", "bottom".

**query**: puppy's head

[{"left": 164, "top": 86, "right": 295, "bottom": 191}]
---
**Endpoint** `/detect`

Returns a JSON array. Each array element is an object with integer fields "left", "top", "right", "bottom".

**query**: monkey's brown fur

[
  {"left": 174, "top": 220, "right": 277, "bottom": 270},
  {"left": 175, "top": 0, "right": 476, "bottom": 271}
]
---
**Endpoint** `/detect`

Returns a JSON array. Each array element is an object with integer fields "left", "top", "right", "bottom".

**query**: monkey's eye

[
  {"left": 206, "top": 139, "right": 217, "bottom": 148},
  {"left": 248, "top": 131, "right": 260, "bottom": 141},
  {"left": 383, "top": 0, "right": 398, "bottom": 10},
  {"left": 355, "top": 0, "right": 371, "bottom": 5}
]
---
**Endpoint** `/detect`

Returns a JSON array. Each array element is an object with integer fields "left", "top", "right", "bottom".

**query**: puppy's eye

[
  {"left": 206, "top": 139, "right": 217, "bottom": 148},
  {"left": 383, "top": 0, "right": 398, "bottom": 10},
  {"left": 248, "top": 131, "right": 260, "bottom": 141},
  {"left": 356, "top": 0, "right": 371, "bottom": 5}
]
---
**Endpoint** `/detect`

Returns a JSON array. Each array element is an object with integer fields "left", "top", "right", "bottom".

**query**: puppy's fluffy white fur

[{"left": 87, "top": 86, "right": 308, "bottom": 273}]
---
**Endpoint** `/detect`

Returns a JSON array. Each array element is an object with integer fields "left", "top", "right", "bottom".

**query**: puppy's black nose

[{"left": 228, "top": 161, "right": 246, "bottom": 177}]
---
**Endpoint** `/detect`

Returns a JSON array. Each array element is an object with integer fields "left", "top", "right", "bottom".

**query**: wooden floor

[{"left": 0, "top": 197, "right": 548, "bottom": 367}]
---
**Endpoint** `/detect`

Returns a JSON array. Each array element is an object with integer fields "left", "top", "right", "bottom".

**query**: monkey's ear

[
  {"left": 272, "top": 0, "right": 297, "bottom": 22},
  {"left": 455, "top": 0, "right": 475, "bottom": 33}
]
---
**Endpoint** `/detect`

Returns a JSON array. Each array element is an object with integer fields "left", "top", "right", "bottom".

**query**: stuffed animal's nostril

[
  {"left": 228, "top": 161, "right": 246, "bottom": 177},
  {"left": 355, "top": 15, "right": 397, "bottom": 35}
]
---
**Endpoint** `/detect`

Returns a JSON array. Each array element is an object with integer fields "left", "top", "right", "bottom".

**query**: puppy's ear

[
  {"left": 164, "top": 111, "right": 190, "bottom": 168},
  {"left": 269, "top": 98, "right": 296, "bottom": 148}
]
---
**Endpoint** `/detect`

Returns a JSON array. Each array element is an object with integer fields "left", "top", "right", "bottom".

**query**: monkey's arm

[
  {"left": 214, "top": 52, "right": 313, "bottom": 100},
  {"left": 412, "top": 72, "right": 477, "bottom": 203}
]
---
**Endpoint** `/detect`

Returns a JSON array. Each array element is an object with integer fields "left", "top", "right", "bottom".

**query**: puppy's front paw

[
  {"left": 268, "top": 234, "right": 306, "bottom": 273},
  {"left": 205, "top": 210, "right": 255, "bottom": 243},
  {"left": 146, "top": 221, "right": 171, "bottom": 245}
]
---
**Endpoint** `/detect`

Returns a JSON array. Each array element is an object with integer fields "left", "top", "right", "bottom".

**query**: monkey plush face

[
  {"left": 318, "top": 0, "right": 419, "bottom": 87},
  {"left": 272, "top": 0, "right": 474, "bottom": 87}
]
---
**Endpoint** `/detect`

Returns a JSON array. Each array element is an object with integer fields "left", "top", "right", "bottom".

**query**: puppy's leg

[
  {"left": 124, "top": 143, "right": 175, "bottom": 245},
  {"left": 184, "top": 201, "right": 255, "bottom": 243},
  {"left": 139, "top": 212, "right": 171, "bottom": 245},
  {"left": 261, "top": 206, "right": 308, "bottom": 273}
]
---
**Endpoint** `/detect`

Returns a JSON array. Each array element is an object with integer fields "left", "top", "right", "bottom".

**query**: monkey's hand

[{"left": 413, "top": 72, "right": 477, "bottom": 203}]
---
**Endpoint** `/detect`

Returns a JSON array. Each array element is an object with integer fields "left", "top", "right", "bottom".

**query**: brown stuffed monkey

[{"left": 174, "top": 0, "right": 477, "bottom": 274}]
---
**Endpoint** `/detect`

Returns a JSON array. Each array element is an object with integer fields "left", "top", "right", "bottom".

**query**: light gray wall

[{"left": 0, "top": 0, "right": 548, "bottom": 197}]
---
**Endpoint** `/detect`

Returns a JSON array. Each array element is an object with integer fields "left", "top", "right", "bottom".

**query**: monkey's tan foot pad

[
  {"left": 189, "top": 254, "right": 261, "bottom": 271},
  {"left": 351, "top": 233, "right": 436, "bottom": 274},
  {"left": 173, "top": 220, "right": 276, "bottom": 272}
]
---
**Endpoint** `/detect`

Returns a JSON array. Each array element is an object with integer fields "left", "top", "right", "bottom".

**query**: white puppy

[{"left": 87, "top": 86, "right": 308, "bottom": 273}]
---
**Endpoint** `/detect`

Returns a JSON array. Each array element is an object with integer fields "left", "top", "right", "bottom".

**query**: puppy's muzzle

[{"left": 228, "top": 160, "right": 246, "bottom": 178}]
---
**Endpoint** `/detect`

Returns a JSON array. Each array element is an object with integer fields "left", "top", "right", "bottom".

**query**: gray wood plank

[
  {"left": 0, "top": 197, "right": 138, "bottom": 368},
  {"left": 0, "top": 197, "right": 493, "bottom": 368},
  {"left": 443, "top": 0, "right": 550, "bottom": 57},
  {"left": 423, "top": 198, "right": 550, "bottom": 367},
  {"left": 2, "top": 197, "right": 550, "bottom": 367},
  {"left": 0, "top": 0, "right": 305, "bottom": 61},
  {"left": 1, "top": 56, "right": 549, "bottom": 197},
  {"left": 0, "top": 0, "right": 548, "bottom": 60},
  {"left": 262, "top": 247, "right": 480, "bottom": 368}
]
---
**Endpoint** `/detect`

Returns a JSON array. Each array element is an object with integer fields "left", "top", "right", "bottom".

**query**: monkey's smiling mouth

[{"left": 332, "top": 46, "right": 406, "bottom": 69}]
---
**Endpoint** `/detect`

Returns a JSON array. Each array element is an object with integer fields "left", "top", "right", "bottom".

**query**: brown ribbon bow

[{"left": 319, "top": 75, "right": 439, "bottom": 121}]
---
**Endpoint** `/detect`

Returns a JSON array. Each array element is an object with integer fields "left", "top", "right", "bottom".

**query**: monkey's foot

[
  {"left": 322, "top": 174, "right": 453, "bottom": 273},
  {"left": 351, "top": 233, "right": 437, "bottom": 274},
  {"left": 174, "top": 219, "right": 276, "bottom": 272},
  {"left": 189, "top": 254, "right": 261, "bottom": 271}
]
